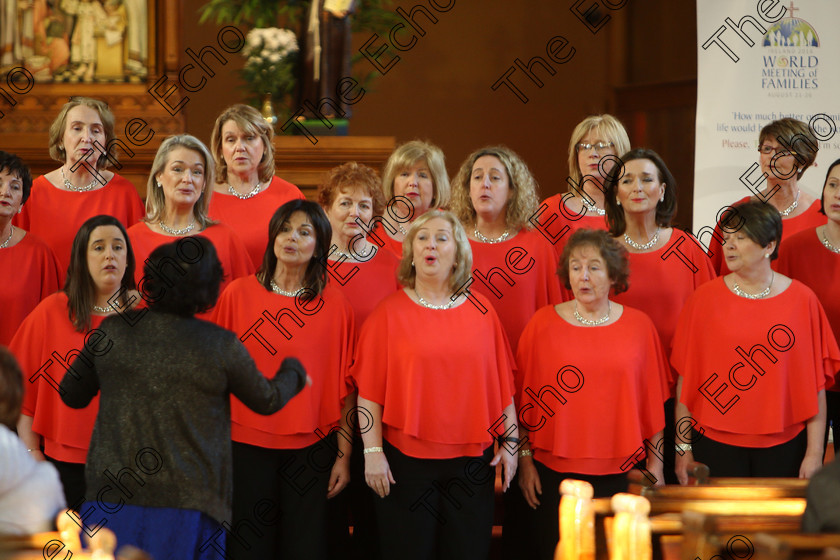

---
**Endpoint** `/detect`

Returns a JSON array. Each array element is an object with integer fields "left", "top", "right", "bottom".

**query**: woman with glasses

[
  {"left": 539, "top": 115, "right": 631, "bottom": 258},
  {"left": 709, "top": 118, "right": 825, "bottom": 274}
]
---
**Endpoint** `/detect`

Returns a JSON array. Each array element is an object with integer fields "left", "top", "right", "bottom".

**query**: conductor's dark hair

[
  {"left": 0, "top": 151, "right": 33, "bottom": 204},
  {"left": 144, "top": 237, "right": 223, "bottom": 316}
]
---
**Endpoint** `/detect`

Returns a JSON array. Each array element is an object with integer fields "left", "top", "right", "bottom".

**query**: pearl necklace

[
  {"left": 61, "top": 167, "right": 100, "bottom": 192},
  {"left": 270, "top": 280, "right": 302, "bottom": 297},
  {"left": 820, "top": 228, "right": 840, "bottom": 254},
  {"left": 778, "top": 189, "right": 800, "bottom": 217},
  {"left": 228, "top": 181, "right": 261, "bottom": 200},
  {"left": 159, "top": 220, "right": 196, "bottom": 236},
  {"left": 581, "top": 197, "right": 606, "bottom": 216},
  {"left": 474, "top": 224, "right": 510, "bottom": 244},
  {"left": 573, "top": 301, "right": 611, "bottom": 326},
  {"left": 732, "top": 271, "right": 774, "bottom": 299},
  {"left": 415, "top": 288, "right": 454, "bottom": 310},
  {"left": 92, "top": 304, "right": 114, "bottom": 313},
  {"left": 623, "top": 228, "right": 660, "bottom": 251},
  {"left": 0, "top": 225, "right": 13, "bottom": 249}
]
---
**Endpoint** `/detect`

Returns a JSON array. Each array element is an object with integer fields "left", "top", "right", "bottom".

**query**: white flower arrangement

[{"left": 240, "top": 27, "right": 299, "bottom": 103}]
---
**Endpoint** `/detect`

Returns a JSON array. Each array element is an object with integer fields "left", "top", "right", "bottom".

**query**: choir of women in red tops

[
  {"left": 374, "top": 140, "right": 451, "bottom": 257},
  {"left": 10, "top": 215, "right": 137, "bottom": 508},
  {"left": 212, "top": 200, "right": 356, "bottom": 560},
  {"left": 777, "top": 158, "right": 840, "bottom": 455},
  {"left": 540, "top": 114, "right": 630, "bottom": 257},
  {"left": 450, "top": 146, "right": 563, "bottom": 355},
  {"left": 14, "top": 97, "right": 145, "bottom": 282},
  {"left": 709, "top": 118, "right": 826, "bottom": 274},
  {"left": 514, "top": 229, "right": 669, "bottom": 560},
  {"left": 208, "top": 104, "right": 305, "bottom": 268},
  {"left": 127, "top": 134, "right": 253, "bottom": 302},
  {"left": 353, "top": 210, "right": 518, "bottom": 560},
  {"left": 672, "top": 200, "right": 840, "bottom": 480},
  {"left": 0, "top": 152, "right": 61, "bottom": 347}
]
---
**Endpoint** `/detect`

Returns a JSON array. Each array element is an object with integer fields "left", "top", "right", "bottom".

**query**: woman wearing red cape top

[
  {"left": 514, "top": 229, "right": 668, "bottom": 560},
  {"left": 10, "top": 214, "right": 137, "bottom": 509},
  {"left": 708, "top": 118, "right": 826, "bottom": 274},
  {"left": 213, "top": 199, "right": 355, "bottom": 560},
  {"left": 777, "top": 157, "right": 840, "bottom": 456},
  {"left": 353, "top": 210, "right": 518, "bottom": 560},
  {"left": 127, "top": 134, "right": 253, "bottom": 316},
  {"left": 14, "top": 97, "right": 144, "bottom": 283},
  {"left": 672, "top": 200, "right": 840, "bottom": 482},
  {"left": 538, "top": 114, "right": 630, "bottom": 258},
  {"left": 208, "top": 104, "right": 305, "bottom": 269},
  {"left": 0, "top": 151, "right": 61, "bottom": 347}
]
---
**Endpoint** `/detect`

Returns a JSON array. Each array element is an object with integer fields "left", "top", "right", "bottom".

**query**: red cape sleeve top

[
  {"left": 671, "top": 278, "right": 840, "bottom": 447},
  {"left": 212, "top": 276, "right": 355, "bottom": 449},
  {"left": 14, "top": 174, "right": 145, "bottom": 283},
  {"left": 613, "top": 229, "right": 716, "bottom": 391},
  {"left": 207, "top": 176, "right": 305, "bottom": 269},
  {"left": 708, "top": 197, "right": 826, "bottom": 274},
  {"left": 326, "top": 248, "right": 400, "bottom": 333},
  {"left": 468, "top": 229, "right": 563, "bottom": 355},
  {"left": 351, "top": 290, "right": 516, "bottom": 459},
  {"left": 127, "top": 222, "right": 254, "bottom": 294},
  {"left": 538, "top": 193, "right": 609, "bottom": 260},
  {"left": 777, "top": 228, "right": 840, "bottom": 359},
  {"left": 515, "top": 305, "right": 668, "bottom": 475},
  {"left": 8, "top": 292, "right": 104, "bottom": 463},
  {"left": 0, "top": 232, "right": 61, "bottom": 346}
]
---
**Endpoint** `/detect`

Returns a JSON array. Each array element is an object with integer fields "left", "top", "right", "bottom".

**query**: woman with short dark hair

[
  {"left": 0, "top": 151, "right": 61, "bottom": 346},
  {"left": 672, "top": 200, "right": 840, "bottom": 480},
  {"left": 709, "top": 118, "right": 826, "bottom": 274},
  {"left": 213, "top": 199, "right": 356, "bottom": 560},
  {"left": 514, "top": 228, "right": 668, "bottom": 560},
  {"left": 58, "top": 237, "right": 307, "bottom": 559},
  {"left": 15, "top": 97, "right": 144, "bottom": 282},
  {"left": 10, "top": 214, "right": 136, "bottom": 508}
]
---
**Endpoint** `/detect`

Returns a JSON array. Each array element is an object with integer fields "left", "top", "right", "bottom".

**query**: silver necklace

[
  {"left": 415, "top": 288, "right": 454, "bottom": 310},
  {"left": 92, "top": 304, "right": 114, "bottom": 313},
  {"left": 228, "top": 181, "right": 261, "bottom": 200},
  {"left": 474, "top": 224, "right": 510, "bottom": 244},
  {"left": 61, "top": 167, "right": 100, "bottom": 192},
  {"left": 778, "top": 189, "right": 800, "bottom": 217},
  {"left": 732, "top": 271, "right": 774, "bottom": 299},
  {"left": 573, "top": 301, "right": 611, "bottom": 325},
  {"left": 159, "top": 220, "right": 196, "bottom": 236},
  {"left": 820, "top": 229, "right": 840, "bottom": 254},
  {"left": 270, "top": 279, "right": 302, "bottom": 297},
  {"left": 581, "top": 197, "right": 606, "bottom": 216},
  {"left": 0, "top": 225, "right": 13, "bottom": 249},
  {"left": 624, "top": 228, "right": 660, "bottom": 251}
]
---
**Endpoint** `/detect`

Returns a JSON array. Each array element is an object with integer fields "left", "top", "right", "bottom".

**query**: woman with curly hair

[{"left": 450, "top": 146, "right": 562, "bottom": 355}]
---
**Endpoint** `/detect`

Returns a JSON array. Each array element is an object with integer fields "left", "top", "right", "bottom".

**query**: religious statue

[{"left": 299, "top": 0, "right": 356, "bottom": 119}]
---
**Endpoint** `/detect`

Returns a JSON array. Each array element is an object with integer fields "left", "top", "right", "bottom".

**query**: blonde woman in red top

[
  {"left": 15, "top": 97, "right": 144, "bottom": 282},
  {"left": 353, "top": 209, "right": 518, "bottom": 560},
  {"left": 208, "top": 104, "right": 305, "bottom": 268}
]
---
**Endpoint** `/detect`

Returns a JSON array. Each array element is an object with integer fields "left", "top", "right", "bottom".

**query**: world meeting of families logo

[{"left": 761, "top": 2, "right": 820, "bottom": 96}]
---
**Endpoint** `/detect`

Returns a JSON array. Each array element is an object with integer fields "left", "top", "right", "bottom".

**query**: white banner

[{"left": 694, "top": 0, "right": 840, "bottom": 235}]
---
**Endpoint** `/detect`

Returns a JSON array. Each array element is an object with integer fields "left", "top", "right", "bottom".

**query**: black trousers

[
  {"left": 46, "top": 456, "right": 86, "bottom": 511},
  {"left": 825, "top": 390, "right": 840, "bottom": 454},
  {"left": 523, "top": 460, "right": 628, "bottom": 560},
  {"left": 375, "top": 441, "right": 495, "bottom": 560},
  {"left": 227, "top": 439, "right": 334, "bottom": 560},
  {"left": 692, "top": 428, "right": 808, "bottom": 477}
]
